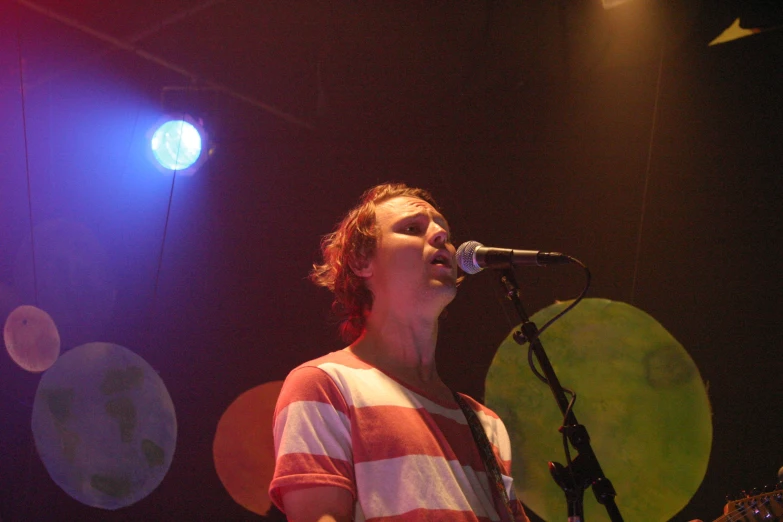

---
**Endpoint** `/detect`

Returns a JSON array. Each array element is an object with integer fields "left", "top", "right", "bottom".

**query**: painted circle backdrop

[
  {"left": 31, "top": 342, "right": 177, "bottom": 510},
  {"left": 213, "top": 380, "right": 284, "bottom": 515},
  {"left": 485, "top": 298, "right": 712, "bottom": 522}
]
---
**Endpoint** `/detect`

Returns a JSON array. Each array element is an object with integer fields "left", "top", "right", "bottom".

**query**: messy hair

[{"left": 311, "top": 183, "right": 441, "bottom": 343}]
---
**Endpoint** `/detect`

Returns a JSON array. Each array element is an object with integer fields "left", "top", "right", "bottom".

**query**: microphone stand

[{"left": 499, "top": 268, "right": 623, "bottom": 522}]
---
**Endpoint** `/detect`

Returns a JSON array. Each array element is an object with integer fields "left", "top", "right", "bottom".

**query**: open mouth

[{"left": 430, "top": 252, "right": 452, "bottom": 269}]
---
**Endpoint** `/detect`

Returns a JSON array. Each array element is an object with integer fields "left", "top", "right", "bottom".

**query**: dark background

[{"left": 1, "top": 0, "right": 782, "bottom": 520}]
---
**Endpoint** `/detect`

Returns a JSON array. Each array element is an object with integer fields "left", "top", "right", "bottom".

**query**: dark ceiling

[{"left": 1, "top": 0, "right": 782, "bottom": 521}]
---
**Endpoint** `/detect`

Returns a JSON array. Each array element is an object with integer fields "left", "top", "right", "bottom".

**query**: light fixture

[
  {"left": 601, "top": 0, "right": 631, "bottom": 9},
  {"left": 148, "top": 114, "right": 210, "bottom": 175}
]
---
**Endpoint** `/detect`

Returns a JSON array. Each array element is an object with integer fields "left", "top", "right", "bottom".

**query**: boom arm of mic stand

[{"left": 499, "top": 269, "right": 623, "bottom": 522}]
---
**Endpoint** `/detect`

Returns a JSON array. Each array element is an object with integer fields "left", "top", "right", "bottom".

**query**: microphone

[{"left": 455, "top": 241, "right": 570, "bottom": 274}]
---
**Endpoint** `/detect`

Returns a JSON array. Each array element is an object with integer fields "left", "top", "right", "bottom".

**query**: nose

[{"left": 428, "top": 223, "right": 450, "bottom": 247}]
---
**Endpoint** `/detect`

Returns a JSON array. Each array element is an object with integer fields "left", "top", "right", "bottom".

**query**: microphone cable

[
  {"left": 521, "top": 255, "right": 591, "bottom": 385},
  {"left": 516, "top": 255, "right": 591, "bottom": 503}
]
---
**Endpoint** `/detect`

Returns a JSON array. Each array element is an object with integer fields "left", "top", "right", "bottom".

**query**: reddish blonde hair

[{"left": 311, "top": 183, "right": 441, "bottom": 342}]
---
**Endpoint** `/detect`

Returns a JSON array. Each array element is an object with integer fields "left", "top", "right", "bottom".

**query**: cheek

[
  {"left": 375, "top": 245, "right": 424, "bottom": 274},
  {"left": 387, "top": 252, "right": 422, "bottom": 272}
]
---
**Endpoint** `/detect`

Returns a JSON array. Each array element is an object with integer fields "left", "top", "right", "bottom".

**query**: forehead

[{"left": 375, "top": 196, "right": 447, "bottom": 225}]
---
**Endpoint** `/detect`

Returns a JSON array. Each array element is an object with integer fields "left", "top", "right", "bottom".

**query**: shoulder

[
  {"left": 455, "top": 392, "right": 503, "bottom": 420},
  {"left": 455, "top": 392, "right": 513, "bottom": 461},
  {"left": 275, "top": 349, "right": 375, "bottom": 415},
  {"left": 292, "top": 348, "right": 372, "bottom": 373},
  {"left": 283, "top": 349, "right": 376, "bottom": 395}
]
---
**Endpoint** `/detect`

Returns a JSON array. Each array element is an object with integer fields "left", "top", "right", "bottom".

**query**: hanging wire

[
  {"left": 630, "top": 43, "right": 666, "bottom": 305},
  {"left": 16, "top": 21, "right": 38, "bottom": 308},
  {"left": 151, "top": 114, "right": 188, "bottom": 303},
  {"left": 151, "top": 172, "right": 177, "bottom": 302},
  {"left": 13, "top": 10, "right": 43, "bottom": 522}
]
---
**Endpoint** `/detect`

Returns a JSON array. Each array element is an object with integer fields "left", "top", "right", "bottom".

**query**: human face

[{"left": 361, "top": 196, "right": 457, "bottom": 313}]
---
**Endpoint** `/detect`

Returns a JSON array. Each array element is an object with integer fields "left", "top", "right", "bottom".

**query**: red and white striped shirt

[{"left": 269, "top": 349, "right": 529, "bottom": 521}]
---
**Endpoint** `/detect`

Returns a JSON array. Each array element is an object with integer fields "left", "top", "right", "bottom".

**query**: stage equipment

[
  {"left": 456, "top": 241, "right": 569, "bottom": 273},
  {"left": 148, "top": 115, "right": 209, "bottom": 175},
  {"left": 717, "top": 486, "right": 783, "bottom": 521},
  {"left": 484, "top": 261, "right": 623, "bottom": 521},
  {"left": 601, "top": 0, "right": 631, "bottom": 9}
]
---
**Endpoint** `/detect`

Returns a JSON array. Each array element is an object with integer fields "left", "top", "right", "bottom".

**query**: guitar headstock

[{"left": 720, "top": 483, "right": 783, "bottom": 521}]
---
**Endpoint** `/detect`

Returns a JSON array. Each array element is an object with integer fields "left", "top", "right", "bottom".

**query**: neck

[{"left": 350, "top": 303, "right": 441, "bottom": 383}]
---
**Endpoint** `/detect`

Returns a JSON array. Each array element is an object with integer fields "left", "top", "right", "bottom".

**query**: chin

[{"left": 434, "top": 281, "right": 458, "bottom": 302}]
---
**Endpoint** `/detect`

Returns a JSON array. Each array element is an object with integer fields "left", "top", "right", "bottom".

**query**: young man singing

[{"left": 269, "top": 183, "right": 530, "bottom": 522}]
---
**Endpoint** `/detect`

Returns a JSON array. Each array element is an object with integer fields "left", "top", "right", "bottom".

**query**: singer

[{"left": 269, "top": 183, "right": 530, "bottom": 522}]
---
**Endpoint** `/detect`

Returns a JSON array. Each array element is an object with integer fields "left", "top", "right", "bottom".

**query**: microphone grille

[{"left": 456, "top": 241, "right": 484, "bottom": 274}]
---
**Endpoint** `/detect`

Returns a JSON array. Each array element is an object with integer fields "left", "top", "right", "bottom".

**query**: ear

[{"left": 349, "top": 257, "right": 373, "bottom": 279}]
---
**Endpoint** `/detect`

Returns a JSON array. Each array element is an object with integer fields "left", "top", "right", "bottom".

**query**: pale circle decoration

[
  {"left": 213, "top": 380, "right": 284, "bottom": 515},
  {"left": 485, "top": 299, "right": 712, "bottom": 522},
  {"left": 4, "top": 305, "right": 61, "bottom": 372},
  {"left": 31, "top": 342, "right": 177, "bottom": 510}
]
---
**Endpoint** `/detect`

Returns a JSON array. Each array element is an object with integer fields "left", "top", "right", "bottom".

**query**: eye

[{"left": 402, "top": 223, "right": 422, "bottom": 234}]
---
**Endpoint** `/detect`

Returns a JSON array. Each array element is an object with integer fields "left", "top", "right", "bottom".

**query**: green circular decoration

[
  {"left": 31, "top": 342, "right": 177, "bottom": 510},
  {"left": 485, "top": 299, "right": 711, "bottom": 522}
]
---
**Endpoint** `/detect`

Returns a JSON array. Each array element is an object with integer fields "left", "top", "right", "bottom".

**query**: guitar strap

[{"left": 453, "top": 391, "right": 516, "bottom": 522}]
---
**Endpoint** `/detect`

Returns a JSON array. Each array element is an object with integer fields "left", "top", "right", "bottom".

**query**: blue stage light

[{"left": 150, "top": 118, "right": 204, "bottom": 172}]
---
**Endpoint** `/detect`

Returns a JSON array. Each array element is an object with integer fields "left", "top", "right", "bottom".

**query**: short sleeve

[{"left": 268, "top": 366, "right": 355, "bottom": 512}]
